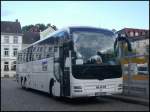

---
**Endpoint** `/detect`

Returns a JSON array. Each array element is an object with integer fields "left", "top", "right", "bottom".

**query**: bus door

[
  {"left": 53, "top": 46, "right": 61, "bottom": 96},
  {"left": 54, "top": 46, "right": 70, "bottom": 96},
  {"left": 59, "top": 46, "right": 70, "bottom": 97}
]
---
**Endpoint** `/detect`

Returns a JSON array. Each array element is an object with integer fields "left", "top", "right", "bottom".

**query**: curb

[{"left": 104, "top": 95, "right": 149, "bottom": 106}]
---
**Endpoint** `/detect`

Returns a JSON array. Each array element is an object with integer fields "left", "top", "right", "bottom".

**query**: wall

[{"left": 121, "top": 55, "right": 149, "bottom": 98}]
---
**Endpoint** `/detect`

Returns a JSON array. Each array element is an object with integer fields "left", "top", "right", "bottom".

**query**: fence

[{"left": 121, "top": 54, "right": 149, "bottom": 98}]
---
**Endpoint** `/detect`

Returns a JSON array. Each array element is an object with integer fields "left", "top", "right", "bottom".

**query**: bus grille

[{"left": 72, "top": 64, "right": 122, "bottom": 80}]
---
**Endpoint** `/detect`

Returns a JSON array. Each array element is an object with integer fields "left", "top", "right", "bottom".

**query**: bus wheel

[
  {"left": 24, "top": 77, "right": 28, "bottom": 90},
  {"left": 49, "top": 79, "right": 54, "bottom": 97},
  {"left": 21, "top": 77, "right": 24, "bottom": 88}
]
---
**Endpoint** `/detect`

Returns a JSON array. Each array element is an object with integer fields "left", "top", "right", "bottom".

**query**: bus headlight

[{"left": 73, "top": 86, "right": 82, "bottom": 92}]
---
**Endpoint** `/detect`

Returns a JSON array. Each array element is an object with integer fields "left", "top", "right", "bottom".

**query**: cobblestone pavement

[{"left": 1, "top": 79, "right": 149, "bottom": 111}]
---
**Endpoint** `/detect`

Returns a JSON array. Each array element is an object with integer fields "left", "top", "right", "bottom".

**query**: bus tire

[
  {"left": 21, "top": 77, "right": 24, "bottom": 88},
  {"left": 22, "top": 77, "right": 26, "bottom": 89},
  {"left": 49, "top": 79, "right": 54, "bottom": 97},
  {"left": 24, "top": 77, "right": 28, "bottom": 90}
]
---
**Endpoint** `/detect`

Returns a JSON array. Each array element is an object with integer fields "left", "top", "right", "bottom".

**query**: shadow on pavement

[
  {"left": 54, "top": 97, "right": 109, "bottom": 105},
  {"left": 17, "top": 87, "right": 109, "bottom": 105}
]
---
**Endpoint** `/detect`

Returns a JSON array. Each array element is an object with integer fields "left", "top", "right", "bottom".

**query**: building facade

[
  {"left": 22, "top": 31, "right": 40, "bottom": 49},
  {"left": 131, "top": 38, "right": 149, "bottom": 55},
  {"left": 40, "top": 26, "right": 55, "bottom": 40},
  {"left": 1, "top": 20, "right": 23, "bottom": 77},
  {"left": 116, "top": 28, "right": 149, "bottom": 55},
  {"left": 116, "top": 29, "right": 149, "bottom": 98}
]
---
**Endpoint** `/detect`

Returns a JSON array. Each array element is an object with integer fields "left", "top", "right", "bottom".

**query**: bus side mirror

[{"left": 114, "top": 36, "right": 132, "bottom": 56}]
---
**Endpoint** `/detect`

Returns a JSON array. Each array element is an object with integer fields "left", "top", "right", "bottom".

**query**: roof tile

[{"left": 1, "top": 21, "right": 22, "bottom": 34}]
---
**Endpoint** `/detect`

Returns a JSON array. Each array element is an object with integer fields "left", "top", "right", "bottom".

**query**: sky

[{"left": 1, "top": 1, "right": 149, "bottom": 31}]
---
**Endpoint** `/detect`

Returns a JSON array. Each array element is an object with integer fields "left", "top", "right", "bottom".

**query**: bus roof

[
  {"left": 20, "top": 26, "right": 114, "bottom": 52},
  {"left": 20, "top": 28, "right": 68, "bottom": 51}
]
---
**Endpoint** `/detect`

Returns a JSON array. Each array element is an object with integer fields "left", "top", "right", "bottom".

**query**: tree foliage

[
  {"left": 22, "top": 24, "right": 34, "bottom": 32},
  {"left": 22, "top": 23, "right": 57, "bottom": 33}
]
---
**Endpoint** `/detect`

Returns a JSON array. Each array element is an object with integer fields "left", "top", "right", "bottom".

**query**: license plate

[{"left": 95, "top": 92, "right": 106, "bottom": 96}]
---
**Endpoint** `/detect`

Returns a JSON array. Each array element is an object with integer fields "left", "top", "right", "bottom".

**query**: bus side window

[
  {"left": 42, "top": 47, "right": 44, "bottom": 60},
  {"left": 37, "top": 47, "right": 39, "bottom": 52},
  {"left": 25, "top": 53, "right": 27, "bottom": 62},
  {"left": 26, "top": 53, "right": 28, "bottom": 62},
  {"left": 26, "top": 50, "right": 28, "bottom": 62},
  {"left": 23, "top": 54, "right": 25, "bottom": 63},
  {"left": 45, "top": 46, "right": 49, "bottom": 58},
  {"left": 40, "top": 47, "right": 43, "bottom": 52},
  {"left": 36, "top": 54, "right": 38, "bottom": 60},
  {"left": 17, "top": 54, "right": 20, "bottom": 64},
  {"left": 20, "top": 54, "right": 22, "bottom": 63},
  {"left": 32, "top": 54, "right": 34, "bottom": 61},
  {"left": 49, "top": 47, "right": 52, "bottom": 52},
  {"left": 39, "top": 54, "right": 42, "bottom": 60},
  {"left": 46, "top": 54, "right": 50, "bottom": 58},
  {"left": 32, "top": 47, "right": 36, "bottom": 61},
  {"left": 54, "top": 47, "right": 58, "bottom": 52},
  {"left": 29, "top": 52, "right": 31, "bottom": 61}
]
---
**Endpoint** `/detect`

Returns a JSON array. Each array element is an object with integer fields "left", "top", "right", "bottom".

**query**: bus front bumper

[{"left": 70, "top": 82, "right": 123, "bottom": 98}]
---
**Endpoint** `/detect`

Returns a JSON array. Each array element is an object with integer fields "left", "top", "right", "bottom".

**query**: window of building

[
  {"left": 142, "top": 31, "right": 146, "bottom": 36},
  {"left": 13, "top": 36, "right": 18, "bottom": 44},
  {"left": 37, "top": 47, "right": 40, "bottom": 52},
  {"left": 4, "top": 36, "right": 9, "bottom": 43},
  {"left": 40, "top": 47, "right": 43, "bottom": 52},
  {"left": 13, "top": 48, "right": 18, "bottom": 57},
  {"left": 31, "top": 54, "right": 34, "bottom": 61},
  {"left": 130, "top": 31, "right": 134, "bottom": 37},
  {"left": 20, "top": 54, "right": 22, "bottom": 63},
  {"left": 4, "top": 62, "right": 9, "bottom": 71},
  {"left": 23, "top": 53, "right": 26, "bottom": 62},
  {"left": 135, "top": 32, "right": 139, "bottom": 36},
  {"left": 11, "top": 61, "right": 16, "bottom": 71},
  {"left": 4, "top": 48, "right": 9, "bottom": 56},
  {"left": 39, "top": 54, "right": 41, "bottom": 60},
  {"left": 36, "top": 54, "right": 39, "bottom": 60},
  {"left": 32, "top": 47, "right": 36, "bottom": 52}
]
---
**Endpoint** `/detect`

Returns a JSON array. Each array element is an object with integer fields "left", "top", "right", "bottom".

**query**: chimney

[{"left": 16, "top": 19, "right": 18, "bottom": 22}]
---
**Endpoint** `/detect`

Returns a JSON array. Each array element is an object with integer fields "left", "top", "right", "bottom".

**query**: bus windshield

[{"left": 73, "top": 31, "right": 117, "bottom": 64}]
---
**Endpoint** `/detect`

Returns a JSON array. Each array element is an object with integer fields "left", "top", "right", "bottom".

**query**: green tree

[
  {"left": 35, "top": 24, "right": 47, "bottom": 31},
  {"left": 22, "top": 24, "right": 34, "bottom": 32},
  {"left": 22, "top": 23, "right": 57, "bottom": 33}
]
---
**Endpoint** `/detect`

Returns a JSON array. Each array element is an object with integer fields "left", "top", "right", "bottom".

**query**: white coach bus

[{"left": 16, "top": 26, "right": 123, "bottom": 98}]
